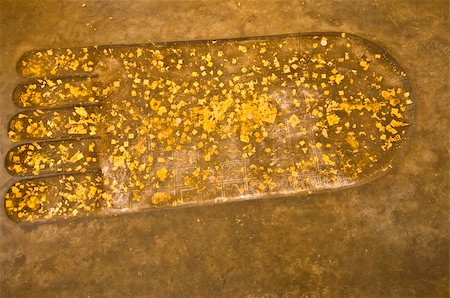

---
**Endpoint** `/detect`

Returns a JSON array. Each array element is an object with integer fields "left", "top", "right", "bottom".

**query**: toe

[
  {"left": 6, "top": 140, "right": 100, "bottom": 177},
  {"left": 14, "top": 77, "right": 102, "bottom": 109},
  {"left": 17, "top": 47, "right": 98, "bottom": 78},
  {"left": 8, "top": 106, "right": 100, "bottom": 142},
  {"left": 5, "top": 173, "right": 109, "bottom": 223}
]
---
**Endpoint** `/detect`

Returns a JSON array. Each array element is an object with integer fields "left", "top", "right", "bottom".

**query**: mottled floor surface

[{"left": 0, "top": 0, "right": 448, "bottom": 297}]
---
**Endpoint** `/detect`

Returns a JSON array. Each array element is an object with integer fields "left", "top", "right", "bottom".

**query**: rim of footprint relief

[{"left": 5, "top": 32, "right": 414, "bottom": 223}]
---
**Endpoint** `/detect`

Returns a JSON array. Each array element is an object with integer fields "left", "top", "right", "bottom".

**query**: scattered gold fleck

[
  {"left": 156, "top": 167, "right": 168, "bottom": 181},
  {"left": 288, "top": 114, "right": 301, "bottom": 128}
]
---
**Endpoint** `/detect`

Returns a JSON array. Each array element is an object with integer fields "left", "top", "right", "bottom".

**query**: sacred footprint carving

[{"left": 5, "top": 32, "right": 414, "bottom": 223}]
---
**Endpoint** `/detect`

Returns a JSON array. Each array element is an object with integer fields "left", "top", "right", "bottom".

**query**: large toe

[{"left": 5, "top": 173, "right": 109, "bottom": 223}]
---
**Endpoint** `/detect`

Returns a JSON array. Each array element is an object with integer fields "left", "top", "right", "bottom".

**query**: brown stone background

[{"left": 0, "top": 0, "right": 448, "bottom": 296}]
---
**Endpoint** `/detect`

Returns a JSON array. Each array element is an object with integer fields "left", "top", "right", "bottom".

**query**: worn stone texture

[{"left": 0, "top": 0, "right": 448, "bottom": 296}]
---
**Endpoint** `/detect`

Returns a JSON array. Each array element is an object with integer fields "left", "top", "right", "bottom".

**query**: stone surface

[{"left": 0, "top": 0, "right": 448, "bottom": 296}]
